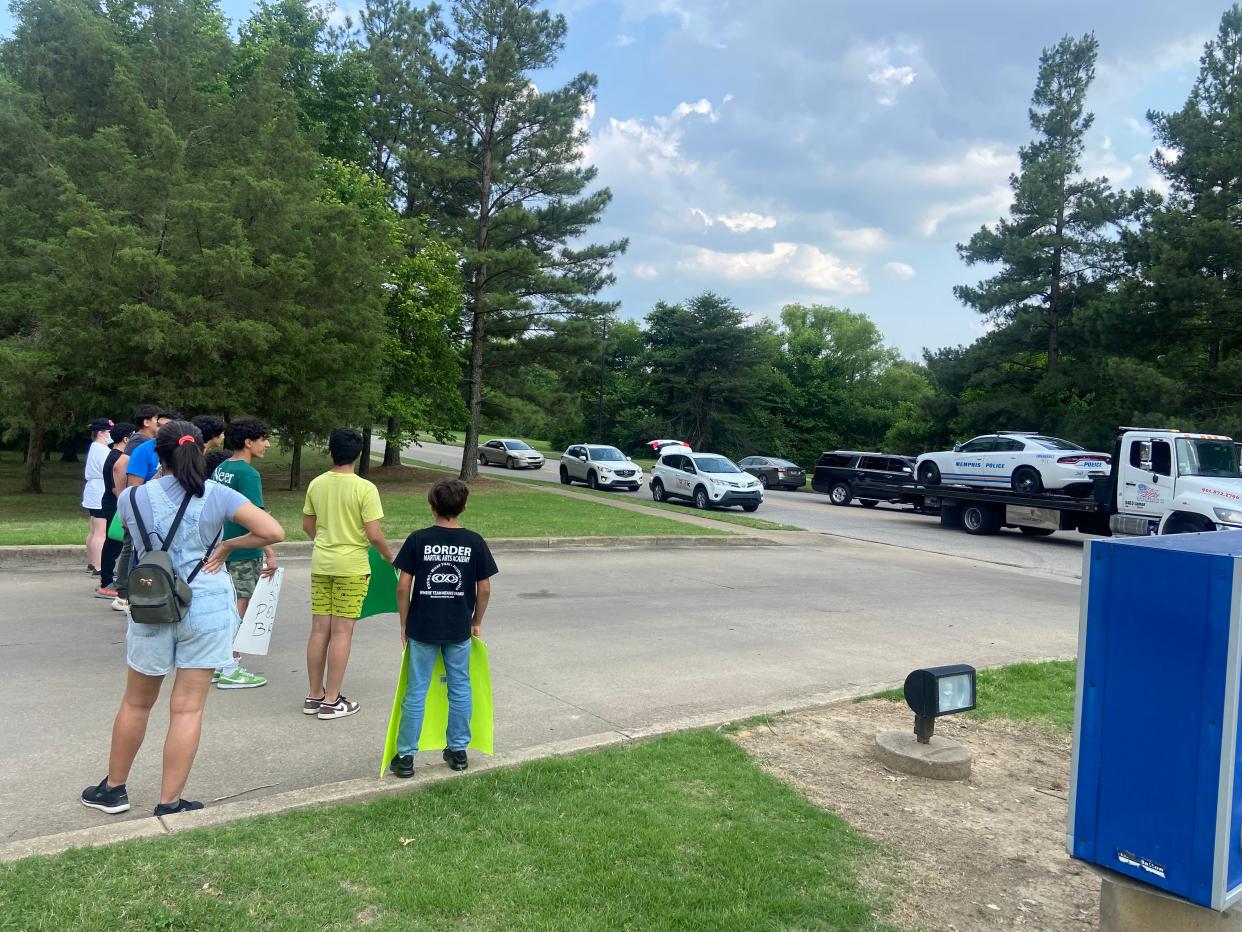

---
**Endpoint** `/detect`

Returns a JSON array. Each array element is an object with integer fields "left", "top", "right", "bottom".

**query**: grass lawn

[
  {"left": 866, "top": 660, "right": 1077, "bottom": 734},
  {"left": 0, "top": 732, "right": 898, "bottom": 931},
  {"left": 0, "top": 451, "right": 725, "bottom": 545}
]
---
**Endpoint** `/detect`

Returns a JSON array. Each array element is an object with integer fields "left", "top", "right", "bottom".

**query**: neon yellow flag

[
  {"left": 381, "top": 637, "right": 494, "bottom": 776},
  {"left": 359, "top": 547, "right": 398, "bottom": 619}
]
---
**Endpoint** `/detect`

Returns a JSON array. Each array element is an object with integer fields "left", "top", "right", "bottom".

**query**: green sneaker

[
  {"left": 216, "top": 667, "right": 267, "bottom": 690},
  {"left": 211, "top": 669, "right": 220, "bottom": 684}
]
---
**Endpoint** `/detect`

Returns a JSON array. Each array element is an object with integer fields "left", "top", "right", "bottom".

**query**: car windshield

[
  {"left": 588, "top": 446, "right": 625, "bottom": 461},
  {"left": 504, "top": 441, "right": 532, "bottom": 450},
  {"left": 694, "top": 456, "right": 740, "bottom": 474},
  {"left": 1176, "top": 439, "right": 1242, "bottom": 478},
  {"left": 1030, "top": 436, "right": 1084, "bottom": 451}
]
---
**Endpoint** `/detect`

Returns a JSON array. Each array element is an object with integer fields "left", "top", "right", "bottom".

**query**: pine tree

[
  {"left": 409, "top": 0, "right": 626, "bottom": 479},
  {"left": 955, "top": 34, "right": 1139, "bottom": 371}
]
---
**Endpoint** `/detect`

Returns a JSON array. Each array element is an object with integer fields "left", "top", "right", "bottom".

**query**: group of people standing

[{"left": 76, "top": 411, "right": 499, "bottom": 818}]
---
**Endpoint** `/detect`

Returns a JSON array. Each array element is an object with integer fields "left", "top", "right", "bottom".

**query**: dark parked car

[
  {"left": 737, "top": 456, "right": 806, "bottom": 491},
  {"left": 811, "top": 451, "right": 915, "bottom": 506}
]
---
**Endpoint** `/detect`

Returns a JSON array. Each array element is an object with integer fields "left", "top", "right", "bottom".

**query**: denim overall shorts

[{"left": 126, "top": 482, "right": 239, "bottom": 676}]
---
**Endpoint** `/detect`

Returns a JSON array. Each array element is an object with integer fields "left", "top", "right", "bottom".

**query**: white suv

[
  {"left": 650, "top": 451, "right": 763, "bottom": 512},
  {"left": 560, "top": 444, "right": 644, "bottom": 490}
]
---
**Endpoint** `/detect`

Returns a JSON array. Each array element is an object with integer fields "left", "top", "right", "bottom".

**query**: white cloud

[
  {"left": 883, "top": 261, "right": 916, "bottom": 280},
  {"left": 920, "top": 185, "right": 1011, "bottom": 237},
  {"left": 612, "top": 33, "right": 635, "bottom": 47},
  {"left": 690, "top": 208, "right": 777, "bottom": 233},
  {"left": 849, "top": 42, "right": 921, "bottom": 106},
  {"left": 677, "top": 242, "right": 866, "bottom": 292},
  {"left": 672, "top": 98, "right": 719, "bottom": 122},
  {"left": 869, "top": 64, "right": 917, "bottom": 106},
  {"left": 632, "top": 262, "right": 660, "bottom": 281},
  {"left": 831, "top": 227, "right": 887, "bottom": 252},
  {"left": 916, "top": 146, "right": 1017, "bottom": 187}
]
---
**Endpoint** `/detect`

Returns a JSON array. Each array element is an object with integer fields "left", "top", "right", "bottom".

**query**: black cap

[{"left": 88, "top": 417, "right": 114, "bottom": 433}]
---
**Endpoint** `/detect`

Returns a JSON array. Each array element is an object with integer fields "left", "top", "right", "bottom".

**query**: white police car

[
  {"left": 915, "top": 432, "right": 1111, "bottom": 494},
  {"left": 650, "top": 450, "right": 763, "bottom": 511}
]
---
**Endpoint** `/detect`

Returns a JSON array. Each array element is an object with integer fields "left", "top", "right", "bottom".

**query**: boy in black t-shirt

[{"left": 390, "top": 478, "right": 498, "bottom": 777}]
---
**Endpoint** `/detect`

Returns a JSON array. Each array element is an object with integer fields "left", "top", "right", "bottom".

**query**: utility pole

[{"left": 596, "top": 317, "right": 608, "bottom": 443}]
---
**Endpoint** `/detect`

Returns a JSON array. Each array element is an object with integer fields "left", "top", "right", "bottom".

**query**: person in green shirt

[{"left": 210, "top": 417, "right": 278, "bottom": 690}]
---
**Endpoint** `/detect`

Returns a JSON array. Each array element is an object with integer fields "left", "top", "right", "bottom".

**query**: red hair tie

[{"left": 178, "top": 435, "right": 196, "bottom": 446}]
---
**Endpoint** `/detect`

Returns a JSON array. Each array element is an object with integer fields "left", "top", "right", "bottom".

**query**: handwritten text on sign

[{"left": 232, "top": 567, "right": 284, "bottom": 655}]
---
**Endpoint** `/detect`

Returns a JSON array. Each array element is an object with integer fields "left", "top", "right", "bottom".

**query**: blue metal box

[{"left": 1069, "top": 532, "right": 1242, "bottom": 910}]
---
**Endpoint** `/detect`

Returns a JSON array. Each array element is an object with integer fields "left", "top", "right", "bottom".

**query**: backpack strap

[{"left": 130, "top": 485, "right": 192, "bottom": 560}]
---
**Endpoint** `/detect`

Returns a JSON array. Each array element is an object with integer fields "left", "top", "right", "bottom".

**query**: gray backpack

[{"left": 127, "top": 488, "right": 215, "bottom": 625}]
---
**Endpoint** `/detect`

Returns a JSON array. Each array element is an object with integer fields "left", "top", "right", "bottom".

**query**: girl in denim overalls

[{"left": 81, "top": 421, "right": 284, "bottom": 818}]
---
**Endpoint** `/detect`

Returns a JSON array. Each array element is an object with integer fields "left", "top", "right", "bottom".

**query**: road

[
  {"left": 1, "top": 536, "right": 1079, "bottom": 845},
  {"left": 404, "top": 440, "right": 1088, "bottom": 579}
]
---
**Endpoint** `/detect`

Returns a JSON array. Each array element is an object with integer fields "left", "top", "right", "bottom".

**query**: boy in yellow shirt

[{"left": 302, "top": 428, "right": 394, "bottom": 720}]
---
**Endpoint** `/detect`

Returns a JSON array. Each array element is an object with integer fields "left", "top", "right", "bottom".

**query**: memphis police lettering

[{"left": 393, "top": 526, "right": 498, "bottom": 645}]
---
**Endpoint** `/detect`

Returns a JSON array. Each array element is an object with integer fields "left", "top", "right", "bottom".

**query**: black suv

[{"left": 811, "top": 451, "right": 915, "bottom": 507}]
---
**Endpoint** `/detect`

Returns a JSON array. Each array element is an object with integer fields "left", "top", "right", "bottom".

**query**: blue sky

[{"left": 2, "top": 0, "right": 1229, "bottom": 357}]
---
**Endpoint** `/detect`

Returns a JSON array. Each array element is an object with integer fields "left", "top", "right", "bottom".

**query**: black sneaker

[
  {"left": 154, "top": 798, "right": 204, "bottom": 817},
  {"left": 81, "top": 777, "right": 130, "bottom": 814},
  {"left": 443, "top": 748, "right": 468, "bottom": 771},
  {"left": 389, "top": 754, "right": 414, "bottom": 778}
]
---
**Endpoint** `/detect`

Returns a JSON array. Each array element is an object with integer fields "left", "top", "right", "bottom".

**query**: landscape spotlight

[{"left": 904, "top": 664, "right": 976, "bottom": 744}]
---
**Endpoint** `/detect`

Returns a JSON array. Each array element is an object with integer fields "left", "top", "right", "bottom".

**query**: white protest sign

[{"left": 232, "top": 567, "right": 284, "bottom": 655}]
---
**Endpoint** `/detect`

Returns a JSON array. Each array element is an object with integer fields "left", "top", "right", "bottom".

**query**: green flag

[
  {"left": 359, "top": 547, "right": 398, "bottom": 619},
  {"left": 381, "top": 637, "right": 494, "bottom": 776}
]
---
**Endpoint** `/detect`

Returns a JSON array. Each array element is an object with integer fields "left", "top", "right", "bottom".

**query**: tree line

[
  {"left": 0, "top": 0, "right": 619, "bottom": 492},
  {"left": 4, "top": 1, "right": 1242, "bottom": 489}
]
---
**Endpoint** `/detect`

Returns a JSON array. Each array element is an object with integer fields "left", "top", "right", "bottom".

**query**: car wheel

[
  {"left": 829, "top": 482, "right": 852, "bottom": 506},
  {"left": 651, "top": 480, "right": 665, "bottom": 502},
  {"left": 1012, "top": 466, "right": 1043, "bottom": 494},
  {"left": 559, "top": 466, "right": 571, "bottom": 485},
  {"left": 742, "top": 504, "right": 759, "bottom": 513},
  {"left": 587, "top": 470, "right": 600, "bottom": 490},
  {"left": 860, "top": 499, "right": 879, "bottom": 508},
  {"left": 1019, "top": 526, "right": 1056, "bottom": 537},
  {"left": 693, "top": 487, "right": 709, "bottom": 510},
  {"left": 918, "top": 462, "right": 941, "bottom": 486},
  {"left": 478, "top": 453, "right": 487, "bottom": 466},
  {"left": 758, "top": 474, "right": 768, "bottom": 489},
  {"left": 961, "top": 503, "right": 1000, "bottom": 535},
  {"left": 1162, "top": 514, "right": 1216, "bottom": 534}
]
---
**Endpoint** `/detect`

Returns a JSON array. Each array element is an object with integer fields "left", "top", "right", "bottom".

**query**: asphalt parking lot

[{"left": 3, "top": 535, "right": 1078, "bottom": 844}]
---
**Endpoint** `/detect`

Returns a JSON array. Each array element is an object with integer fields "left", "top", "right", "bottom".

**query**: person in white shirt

[{"left": 82, "top": 417, "right": 114, "bottom": 576}]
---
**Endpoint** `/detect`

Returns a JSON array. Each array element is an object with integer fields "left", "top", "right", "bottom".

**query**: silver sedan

[{"left": 478, "top": 438, "right": 546, "bottom": 469}]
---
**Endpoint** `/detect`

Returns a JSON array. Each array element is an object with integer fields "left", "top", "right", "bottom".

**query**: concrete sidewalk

[{"left": 0, "top": 536, "right": 1080, "bottom": 852}]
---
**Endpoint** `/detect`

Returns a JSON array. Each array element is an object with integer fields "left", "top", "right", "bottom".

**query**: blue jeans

[{"left": 397, "top": 638, "right": 472, "bottom": 755}]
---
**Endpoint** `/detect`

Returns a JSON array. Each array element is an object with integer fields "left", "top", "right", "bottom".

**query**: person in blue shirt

[{"left": 126, "top": 410, "right": 180, "bottom": 487}]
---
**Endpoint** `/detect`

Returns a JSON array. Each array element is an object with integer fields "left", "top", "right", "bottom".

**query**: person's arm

[
  {"left": 302, "top": 515, "right": 316, "bottom": 540},
  {"left": 364, "top": 519, "right": 393, "bottom": 563},
  {"left": 397, "top": 571, "right": 413, "bottom": 650},
  {"left": 112, "top": 454, "right": 130, "bottom": 496},
  {"left": 126, "top": 474, "right": 146, "bottom": 488},
  {"left": 260, "top": 545, "right": 279, "bottom": 579},
  {"left": 472, "top": 578, "right": 491, "bottom": 638},
  {"left": 203, "top": 503, "right": 284, "bottom": 574}
]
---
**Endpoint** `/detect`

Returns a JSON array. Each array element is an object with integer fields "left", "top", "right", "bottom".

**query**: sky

[{"left": 1, "top": 0, "right": 1230, "bottom": 357}]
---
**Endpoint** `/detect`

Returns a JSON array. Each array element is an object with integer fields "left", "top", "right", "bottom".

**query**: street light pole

[{"left": 596, "top": 317, "right": 607, "bottom": 443}]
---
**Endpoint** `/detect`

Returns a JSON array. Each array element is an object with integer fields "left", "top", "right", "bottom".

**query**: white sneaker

[{"left": 111, "top": 597, "right": 130, "bottom": 613}]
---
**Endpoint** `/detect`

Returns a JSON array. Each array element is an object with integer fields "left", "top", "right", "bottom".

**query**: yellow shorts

[{"left": 310, "top": 574, "right": 370, "bottom": 620}]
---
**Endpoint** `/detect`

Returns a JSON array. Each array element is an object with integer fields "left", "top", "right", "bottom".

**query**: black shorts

[{"left": 88, "top": 508, "right": 107, "bottom": 520}]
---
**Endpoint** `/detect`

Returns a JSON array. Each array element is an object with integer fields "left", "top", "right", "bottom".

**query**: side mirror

[
  {"left": 953, "top": 443, "right": 962, "bottom": 452},
  {"left": 577, "top": 454, "right": 587, "bottom": 461}
]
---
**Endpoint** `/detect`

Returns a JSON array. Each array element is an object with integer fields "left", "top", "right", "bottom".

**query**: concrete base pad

[
  {"left": 874, "top": 730, "right": 972, "bottom": 780},
  {"left": 1099, "top": 869, "right": 1242, "bottom": 931}
]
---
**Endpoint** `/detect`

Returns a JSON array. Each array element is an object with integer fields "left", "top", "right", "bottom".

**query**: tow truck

[{"left": 844, "top": 428, "right": 1242, "bottom": 538}]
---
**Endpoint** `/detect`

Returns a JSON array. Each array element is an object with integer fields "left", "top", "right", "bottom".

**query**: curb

[
  {"left": 0, "top": 534, "right": 778, "bottom": 570},
  {"left": 0, "top": 679, "right": 906, "bottom": 864}
]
